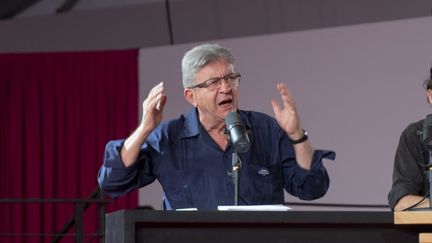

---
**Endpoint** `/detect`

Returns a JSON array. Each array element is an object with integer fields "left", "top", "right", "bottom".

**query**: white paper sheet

[{"left": 217, "top": 204, "right": 292, "bottom": 211}]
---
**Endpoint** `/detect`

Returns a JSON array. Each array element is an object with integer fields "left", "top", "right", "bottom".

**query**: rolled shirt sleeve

[
  {"left": 286, "top": 149, "right": 335, "bottom": 200},
  {"left": 97, "top": 140, "right": 156, "bottom": 198}
]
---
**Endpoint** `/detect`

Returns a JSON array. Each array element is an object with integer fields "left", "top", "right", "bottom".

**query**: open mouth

[{"left": 218, "top": 98, "right": 233, "bottom": 107}]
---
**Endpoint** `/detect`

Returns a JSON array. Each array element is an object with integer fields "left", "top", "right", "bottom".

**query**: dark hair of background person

[
  {"left": 423, "top": 66, "right": 432, "bottom": 104},
  {"left": 423, "top": 66, "right": 432, "bottom": 90}
]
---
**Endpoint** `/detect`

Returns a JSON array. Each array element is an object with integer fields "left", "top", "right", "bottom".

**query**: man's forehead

[{"left": 197, "top": 61, "right": 234, "bottom": 77}]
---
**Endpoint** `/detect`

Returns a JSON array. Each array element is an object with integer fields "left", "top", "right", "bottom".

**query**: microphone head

[
  {"left": 225, "top": 112, "right": 250, "bottom": 153},
  {"left": 224, "top": 111, "right": 241, "bottom": 129}
]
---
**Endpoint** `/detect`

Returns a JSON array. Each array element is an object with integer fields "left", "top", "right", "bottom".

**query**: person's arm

[
  {"left": 270, "top": 82, "right": 313, "bottom": 170},
  {"left": 97, "top": 82, "right": 167, "bottom": 198},
  {"left": 121, "top": 82, "right": 167, "bottom": 167},
  {"left": 394, "top": 195, "right": 430, "bottom": 211},
  {"left": 388, "top": 122, "right": 426, "bottom": 210}
]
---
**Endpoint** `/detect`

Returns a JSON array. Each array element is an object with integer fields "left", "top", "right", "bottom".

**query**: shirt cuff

[
  {"left": 103, "top": 139, "right": 137, "bottom": 169},
  {"left": 298, "top": 149, "right": 335, "bottom": 174}
]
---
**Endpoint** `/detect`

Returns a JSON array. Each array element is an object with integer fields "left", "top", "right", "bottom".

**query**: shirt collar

[
  {"left": 179, "top": 107, "right": 251, "bottom": 139},
  {"left": 179, "top": 108, "right": 200, "bottom": 138},
  {"left": 237, "top": 109, "right": 252, "bottom": 130}
]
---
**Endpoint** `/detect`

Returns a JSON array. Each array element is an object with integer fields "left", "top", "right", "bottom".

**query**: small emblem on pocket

[{"left": 258, "top": 169, "right": 269, "bottom": 176}]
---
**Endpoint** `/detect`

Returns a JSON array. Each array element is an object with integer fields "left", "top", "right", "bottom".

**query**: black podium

[{"left": 105, "top": 210, "right": 427, "bottom": 243}]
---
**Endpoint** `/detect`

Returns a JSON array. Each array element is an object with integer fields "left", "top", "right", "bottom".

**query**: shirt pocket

[
  {"left": 162, "top": 168, "right": 205, "bottom": 209},
  {"left": 241, "top": 163, "right": 283, "bottom": 204}
]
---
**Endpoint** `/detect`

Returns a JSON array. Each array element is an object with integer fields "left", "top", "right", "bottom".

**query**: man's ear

[
  {"left": 184, "top": 89, "right": 196, "bottom": 107},
  {"left": 428, "top": 89, "right": 432, "bottom": 104}
]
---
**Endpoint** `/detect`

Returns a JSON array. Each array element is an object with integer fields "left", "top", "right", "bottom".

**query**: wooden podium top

[
  {"left": 394, "top": 211, "right": 432, "bottom": 225},
  {"left": 106, "top": 210, "right": 430, "bottom": 243}
]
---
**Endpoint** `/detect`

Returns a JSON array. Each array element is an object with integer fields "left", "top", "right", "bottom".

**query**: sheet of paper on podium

[{"left": 217, "top": 204, "right": 292, "bottom": 211}]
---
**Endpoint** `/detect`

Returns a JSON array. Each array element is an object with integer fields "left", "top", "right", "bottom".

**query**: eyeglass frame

[{"left": 187, "top": 72, "right": 241, "bottom": 90}]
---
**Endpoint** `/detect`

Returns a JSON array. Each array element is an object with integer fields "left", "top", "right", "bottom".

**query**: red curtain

[{"left": 0, "top": 50, "right": 138, "bottom": 242}]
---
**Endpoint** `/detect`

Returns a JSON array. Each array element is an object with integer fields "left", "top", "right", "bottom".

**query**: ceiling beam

[
  {"left": 57, "top": 0, "right": 80, "bottom": 13},
  {"left": 0, "top": 0, "right": 41, "bottom": 20}
]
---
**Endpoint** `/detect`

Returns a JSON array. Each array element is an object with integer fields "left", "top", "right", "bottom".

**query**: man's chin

[{"left": 220, "top": 107, "right": 237, "bottom": 118}]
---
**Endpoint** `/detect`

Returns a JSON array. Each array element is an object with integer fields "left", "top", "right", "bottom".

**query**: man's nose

[{"left": 219, "top": 78, "right": 231, "bottom": 90}]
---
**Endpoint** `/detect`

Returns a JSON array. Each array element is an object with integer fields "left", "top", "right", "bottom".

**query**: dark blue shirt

[{"left": 98, "top": 108, "right": 335, "bottom": 210}]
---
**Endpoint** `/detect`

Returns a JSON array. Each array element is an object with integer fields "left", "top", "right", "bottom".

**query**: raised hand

[
  {"left": 270, "top": 83, "right": 303, "bottom": 140},
  {"left": 141, "top": 81, "right": 167, "bottom": 133},
  {"left": 271, "top": 82, "right": 313, "bottom": 170},
  {"left": 121, "top": 82, "right": 167, "bottom": 167}
]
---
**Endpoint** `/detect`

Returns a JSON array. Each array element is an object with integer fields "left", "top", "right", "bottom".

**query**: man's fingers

[
  {"left": 277, "top": 82, "right": 295, "bottom": 107},
  {"left": 145, "top": 91, "right": 161, "bottom": 107},
  {"left": 145, "top": 82, "right": 165, "bottom": 110},
  {"left": 147, "top": 82, "right": 164, "bottom": 103},
  {"left": 271, "top": 99, "right": 281, "bottom": 116},
  {"left": 156, "top": 94, "right": 167, "bottom": 111}
]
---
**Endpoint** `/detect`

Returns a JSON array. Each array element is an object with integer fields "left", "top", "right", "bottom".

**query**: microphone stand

[
  {"left": 231, "top": 151, "right": 242, "bottom": 206},
  {"left": 428, "top": 151, "right": 432, "bottom": 208},
  {"left": 421, "top": 115, "right": 432, "bottom": 209}
]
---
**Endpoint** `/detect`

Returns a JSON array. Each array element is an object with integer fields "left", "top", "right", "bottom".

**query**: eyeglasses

[{"left": 188, "top": 73, "right": 241, "bottom": 90}]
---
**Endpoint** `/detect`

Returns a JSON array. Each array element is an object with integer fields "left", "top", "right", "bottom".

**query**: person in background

[
  {"left": 98, "top": 43, "right": 335, "bottom": 210},
  {"left": 388, "top": 66, "right": 432, "bottom": 211}
]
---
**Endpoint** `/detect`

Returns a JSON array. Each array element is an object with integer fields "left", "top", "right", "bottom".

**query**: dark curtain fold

[{"left": 0, "top": 50, "right": 139, "bottom": 243}]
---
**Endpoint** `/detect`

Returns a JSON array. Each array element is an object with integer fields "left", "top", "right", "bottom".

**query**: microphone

[
  {"left": 225, "top": 112, "right": 250, "bottom": 153},
  {"left": 422, "top": 114, "right": 432, "bottom": 150}
]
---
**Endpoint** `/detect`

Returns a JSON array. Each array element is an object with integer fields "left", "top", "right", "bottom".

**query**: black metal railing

[{"left": 0, "top": 186, "right": 111, "bottom": 243}]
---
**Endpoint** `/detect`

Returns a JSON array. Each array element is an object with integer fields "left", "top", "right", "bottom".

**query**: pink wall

[{"left": 138, "top": 17, "right": 432, "bottom": 210}]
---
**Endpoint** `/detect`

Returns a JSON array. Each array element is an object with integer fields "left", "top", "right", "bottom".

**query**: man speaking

[{"left": 98, "top": 43, "right": 335, "bottom": 210}]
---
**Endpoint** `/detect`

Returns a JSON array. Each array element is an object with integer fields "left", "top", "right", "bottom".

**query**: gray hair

[{"left": 181, "top": 43, "right": 235, "bottom": 88}]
